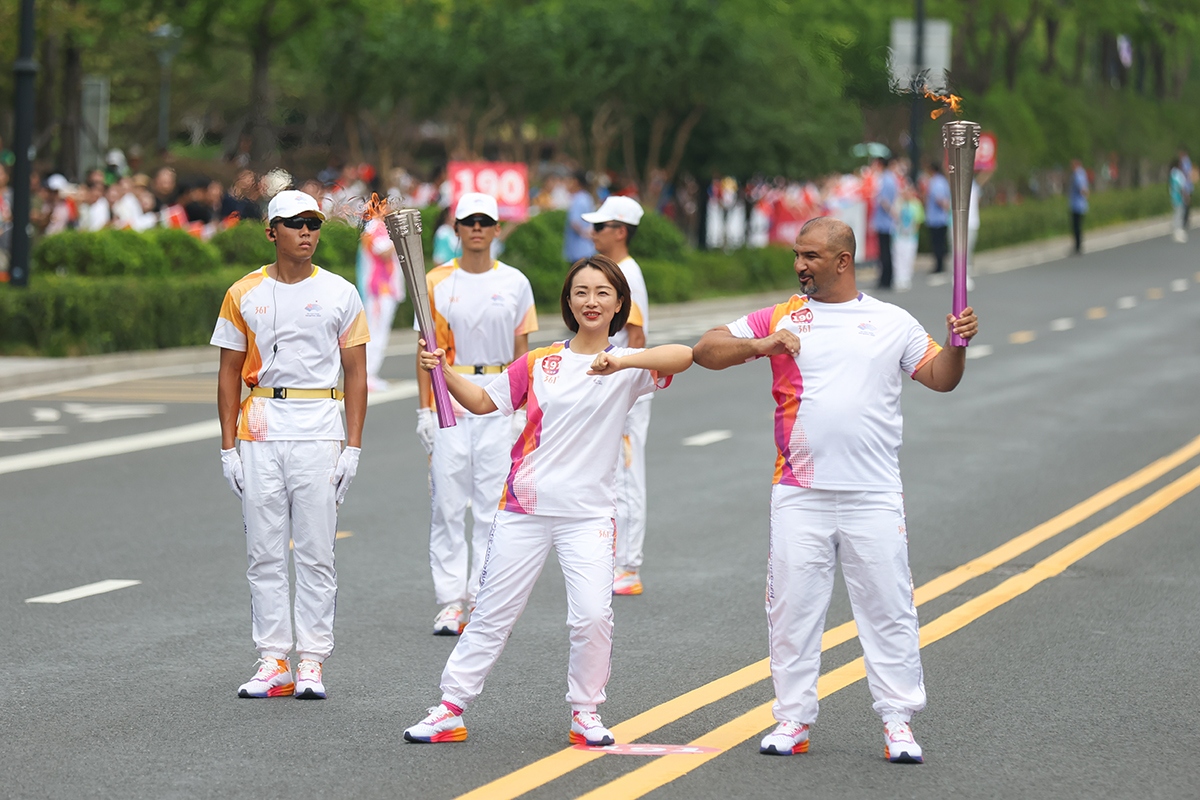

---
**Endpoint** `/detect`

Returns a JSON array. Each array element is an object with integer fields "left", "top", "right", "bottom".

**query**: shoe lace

[
  {"left": 253, "top": 657, "right": 284, "bottom": 679},
  {"left": 425, "top": 706, "right": 452, "bottom": 723},
  {"left": 777, "top": 721, "right": 807, "bottom": 737},
  {"left": 574, "top": 711, "right": 603, "bottom": 730},
  {"left": 297, "top": 660, "right": 321, "bottom": 681},
  {"left": 885, "top": 720, "right": 914, "bottom": 743},
  {"left": 435, "top": 604, "right": 462, "bottom": 623}
]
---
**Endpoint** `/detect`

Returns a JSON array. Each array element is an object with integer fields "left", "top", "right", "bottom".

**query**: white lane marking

[
  {"left": 25, "top": 579, "right": 141, "bottom": 604},
  {"left": 0, "top": 380, "right": 420, "bottom": 476},
  {"left": 683, "top": 429, "right": 732, "bottom": 447},
  {"left": 1117, "top": 296, "right": 1137, "bottom": 309},
  {"left": 62, "top": 402, "right": 166, "bottom": 423},
  {"left": 0, "top": 363, "right": 215, "bottom": 404},
  {"left": 965, "top": 344, "right": 993, "bottom": 360},
  {"left": 0, "top": 426, "right": 68, "bottom": 443},
  {"left": 367, "top": 380, "right": 418, "bottom": 405},
  {"left": 31, "top": 408, "right": 62, "bottom": 422},
  {"left": 1050, "top": 317, "right": 1076, "bottom": 332},
  {"left": 0, "top": 420, "right": 220, "bottom": 475},
  {"left": 1171, "top": 279, "right": 1189, "bottom": 292}
]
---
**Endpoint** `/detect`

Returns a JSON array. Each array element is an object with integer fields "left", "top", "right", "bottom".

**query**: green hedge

[
  {"left": 975, "top": 184, "right": 1170, "bottom": 252},
  {"left": 0, "top": 269, "right": 246, "bottom": 355}
]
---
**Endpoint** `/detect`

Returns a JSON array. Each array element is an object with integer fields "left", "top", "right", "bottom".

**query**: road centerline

[
  {"left": 578, "top": 463, "right": 1200, "bottom": 800},
  {"left": 452, "top": 434, "right": 1200, "bottom": 800}
]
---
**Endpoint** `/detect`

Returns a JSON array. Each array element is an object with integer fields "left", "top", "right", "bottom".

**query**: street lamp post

[
  {"left": 9, "top": 0, "right": 37, "bottom": 288},
  {"left": 151, "top": 24, "right": 181, "bottom": 154}
]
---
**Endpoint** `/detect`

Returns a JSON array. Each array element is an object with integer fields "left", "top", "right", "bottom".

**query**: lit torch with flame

[
  {"left": 942, "top": 117, "right": 980, "bottom": 347},
  {"left": 382, "top": 208, "right": 457, "bottom": 428}
]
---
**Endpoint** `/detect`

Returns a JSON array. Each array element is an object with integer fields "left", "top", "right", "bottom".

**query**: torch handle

[
  {"left": 951, "top": 250, "right": 969, "bottom": 347},
  {"left": 424, "top": 336, "right": 458, "bottom": 429}
]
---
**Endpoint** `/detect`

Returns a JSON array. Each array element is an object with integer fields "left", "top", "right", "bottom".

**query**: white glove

[
  {"left": 220, "top": 447, "right": 244, "bottom": 500},
  {"left": 332, "top": 446, "right": 361, "bottom": 505},
  {"left": 416, "top": 408, "right": 436, "bottom": 455},
  {"left": 511, "top": 407, "right": 527, "bottom": 440}
]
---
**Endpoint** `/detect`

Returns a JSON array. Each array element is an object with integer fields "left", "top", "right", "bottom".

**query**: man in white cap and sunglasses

[
  {"left": 211, "top": 189, "right": 370, "bottom": 700},
  {"left": 417, "top": 191, "right": 538, "bottom": 635},
  {"left": 582, "top": 195, "right": 653, "bottom": 596}
]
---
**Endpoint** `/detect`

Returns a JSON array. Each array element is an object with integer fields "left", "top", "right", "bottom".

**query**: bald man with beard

[{"left": 692, "top": 217, "right": 978, "bottom": 764}]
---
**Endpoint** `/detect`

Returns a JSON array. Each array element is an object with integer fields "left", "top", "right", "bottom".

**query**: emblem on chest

[
  {"left": 790, "top": 307, "right": 813, "bottom": 334},
  {"left": 541, "top": 354, "right": 562, "bottom": 383}
]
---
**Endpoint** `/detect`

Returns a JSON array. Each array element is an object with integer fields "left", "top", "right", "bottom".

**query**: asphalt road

[{"left": 2, "top": 234, "right": 1199, "bottom": 799}]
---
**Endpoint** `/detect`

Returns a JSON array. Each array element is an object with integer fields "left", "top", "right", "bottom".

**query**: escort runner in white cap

[
  {"left": 582, "top": 196, "right": 654, "bottom": 596},
  {"left": 693, "top": 217, "right": 978, "bottom": 763},
  {"left": 403, "top": 255, "right": 691, "bottom": 746},
  {"left": 211, "top": 188, "right": 370, "bottom": 700},
  {"left": 415, "top": 191, "right": 538, "bottom": 636}
]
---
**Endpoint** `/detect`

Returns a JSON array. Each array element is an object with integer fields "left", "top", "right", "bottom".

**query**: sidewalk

[{"left": 0, "top": 212, "right": 1182, "bottom": 392}]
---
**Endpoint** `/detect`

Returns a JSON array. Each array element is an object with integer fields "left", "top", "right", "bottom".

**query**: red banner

[
  {"left": 975, "top": 132, "right": 997, "bottom": 172},
  {"left": 447, "top": 161, "right": 529, "bottom": 222}
]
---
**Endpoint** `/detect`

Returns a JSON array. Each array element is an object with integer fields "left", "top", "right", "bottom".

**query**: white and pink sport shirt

[
  {"left": 727, "top": 293, "right": 940, "bottom": 492},
  {"left": 484, "top": 342, "right": 670, "bottom": 518}
]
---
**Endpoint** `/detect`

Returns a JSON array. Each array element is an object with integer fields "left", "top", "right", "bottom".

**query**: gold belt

[
  {"left": 450, "top": 364, "right": 507, "bottom": 375},
  {"left": 248, "top": 387, "right": 344, "bottom": 400}
]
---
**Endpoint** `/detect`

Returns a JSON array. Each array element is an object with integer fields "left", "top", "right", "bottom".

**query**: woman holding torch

[{"left": 403, "top": 255, "right": 692, "bottom": 746}]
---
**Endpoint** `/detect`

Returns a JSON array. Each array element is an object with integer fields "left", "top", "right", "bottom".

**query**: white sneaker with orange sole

[
  {"left": 613, "top": 569, "right": 643, "bottom": 596},
  {"left": 237, "top": 657, "right": 294, "bottom": 698},
  {"left": 883, "top": 718, "right": 923, "bottom": 763},
  {"left": 570, "top": 711, "right": 615, "bottom": 746},
  {"left": 760, "top": 721, "right": 810, "bottom": 755},
  {"left": 404, "top": 705, "right": 468, "bottom": 743}
]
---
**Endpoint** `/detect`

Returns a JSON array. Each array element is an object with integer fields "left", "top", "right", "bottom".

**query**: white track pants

[
  {"left": 429, "top": 411, "right": 512, "bottom": 606},
  {"left": 440, "top": 511, "right": 616, "bottom": 711},
  {"left": 767, "top": 485, "right": 925, "bottom": 724},
  {"left": 365, "top": 294, "right": 398, "bottom": 383},
  {"left": 892, "top": 235, "right": 917, "bottom": 290},
  {"left": 614, "top": 396, "right": 652, "bottom": 571},
  {"left": 241, "top": 440, "right": 341, "bottom": 662}
]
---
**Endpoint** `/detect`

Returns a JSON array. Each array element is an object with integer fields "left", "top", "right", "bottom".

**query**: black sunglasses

[
  {"left": 457, "top": 215, "right": 497, "bottom": 228},
  {"left": 593, "top": 222, "right": 621, "bottom": 233},
  {"left": 277, "top": 217, "right": 323, "bottom": 230}
]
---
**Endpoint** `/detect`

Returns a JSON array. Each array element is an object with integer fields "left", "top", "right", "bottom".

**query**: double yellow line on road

[{"left": 456, "top": 434, "right": 1200, "bottom": 800}]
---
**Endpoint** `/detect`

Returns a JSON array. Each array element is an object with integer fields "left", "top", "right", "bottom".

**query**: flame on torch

[{"left": 923, "top": 89, "right": 964, "bottom": 120}]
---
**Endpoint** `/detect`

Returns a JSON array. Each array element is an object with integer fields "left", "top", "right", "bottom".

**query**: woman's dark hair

[
  {"left": 560, "top": 255, "right": 631, "bottom": 337},
  {"left": 435, "top": 206, "right": 451, "bottom": 227}
]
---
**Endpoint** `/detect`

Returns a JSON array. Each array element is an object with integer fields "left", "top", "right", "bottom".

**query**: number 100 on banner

[{"left": 448, "top": 161, "right": 529, "bottom": 222}]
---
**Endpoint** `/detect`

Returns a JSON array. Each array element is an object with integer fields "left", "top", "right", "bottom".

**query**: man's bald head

[
  {"left": 792, "top": 216, "right": 859, "bottom": 303},
  {"left": 798, "top": 217, "right": 856, "bottom": 261}
]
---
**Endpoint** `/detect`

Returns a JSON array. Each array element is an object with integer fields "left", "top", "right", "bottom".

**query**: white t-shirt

[
  {"left": 727, "top": 293, "right": 941, "bottom": 492},
  {"left": 211, "top": 266, "right": 370, "bottom": 442},
  {"left": 419, "top": 259, "right": 538, "bottom": 412},
  {"left": 609, "top": 255, "right": 649, "bottom": 348},
  {"left": 485, "top": 342, "right": 669, "bottom": 518}
]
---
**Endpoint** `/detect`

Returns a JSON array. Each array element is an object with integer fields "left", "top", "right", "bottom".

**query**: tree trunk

[
  {"left": 621, "top": 122, "right": 639, "bottom": 186},
  {"left": 36, "top": 34, "right": 60, "bottom": 153},
  {"left": 1071, "top": 24, "right": 1087, "bottom": 86},
  {"left": 1040, "top": 14, "right": 1059, "bottom": 75},
  {"left": 471, "top": 97, "right": 506, "bottom": 158},
  {"left": 344, "top": 112, "right": 363, "bottom": 164},
  {"left": 588, "top": 100, "right": 621, "bottom": 185},
  {"left": 248, "top": 38, "right": 276, "bottom": 165},
  {"left": 58, "top": 31, "right": 82, "bottom": 180},
  {"left": 645, "top": 106, "right": 705, "bottom": 210}
]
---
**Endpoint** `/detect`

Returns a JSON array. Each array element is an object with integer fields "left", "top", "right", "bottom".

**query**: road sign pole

[
  {"left": 10, "top": 0, "right": 37, "bottom": 288},
  {"left": 908, "top": 0, "right": 925, "bottom": 170}
]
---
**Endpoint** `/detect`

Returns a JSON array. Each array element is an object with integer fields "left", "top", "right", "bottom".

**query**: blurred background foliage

[{"left": 4, "top": 0, "right": 1200, "bottom": 197}]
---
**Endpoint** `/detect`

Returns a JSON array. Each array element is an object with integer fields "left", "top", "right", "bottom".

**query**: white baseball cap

[
  {"left": 582, "top": 195, "right": 644, "bottom": 226},
  {"left": 46, "top": 174, "right": 71, "bottom": 193},
  {"left": 454, "top": 192, "right": 499, "bottom": 222},
  {"left": 267, "top": 189, "right": 326, "bottom": 222}
]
